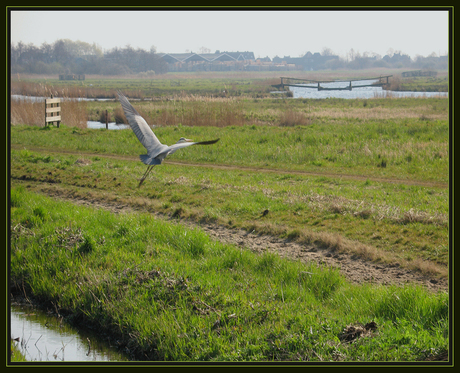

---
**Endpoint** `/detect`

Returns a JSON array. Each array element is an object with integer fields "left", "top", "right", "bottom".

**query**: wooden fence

[{"left": 45, "top": 97, "right": 61, "bottom": 127}]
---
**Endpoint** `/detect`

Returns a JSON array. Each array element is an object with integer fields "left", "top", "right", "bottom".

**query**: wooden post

[
  {"left": 45, "top": 97, "right": 61, "bottom": 128},
  {"left": 105, "top": 110, "right": 108, "bottom": 129},
  {"left": 349, "top": 81, "right": 352, "bottom": 91}
]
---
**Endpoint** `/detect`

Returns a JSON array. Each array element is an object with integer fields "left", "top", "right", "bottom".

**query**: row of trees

[
  {"left": 321, "top": 49, "right": 448, "bottom": 71},
  {"left": 10, "top": 39, "right": 167, "bottom": 75},
  {"left": 10, "top": 38, "right": 448, "bottom": 75},
  {"left": 274, "top": 47, "right": 448, "bottom": 71}
]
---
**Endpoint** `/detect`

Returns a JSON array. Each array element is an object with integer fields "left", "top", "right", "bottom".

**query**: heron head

[{"left": 177, "top": 137, "right": 193, "bottom": 143}]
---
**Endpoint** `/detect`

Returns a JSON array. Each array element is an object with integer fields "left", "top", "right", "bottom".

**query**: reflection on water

[
  {"left": 87, "top": 121, "right": 130, "bottom": 130},
  {"left": 290, "top": 80, "right": 448, "bottom": 99},
  {"left": 10, "top": 303, "right": 129, "bottom": 362}
]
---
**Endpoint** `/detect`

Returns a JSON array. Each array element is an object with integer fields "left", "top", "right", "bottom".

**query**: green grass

[
  {"left": 11, "top": 111, "right": 449, "bottom": 183},
  {"left": 12, "top": 69, "right": 448, "bottom": 99},
  {"left": 398, "top": 76, "right": 449, "bottom": 92},
  {"left": 10, "top": 341, "right": 27, "bottom": 362},
  {"left": 10, "top": 186, "right": 449, "bottom": 362},
  {"left": 12, "top": 73, "right": 282, "bottom": 99},
  {"left": 10, "top": 119, "right": 449, "bottom": 276}
]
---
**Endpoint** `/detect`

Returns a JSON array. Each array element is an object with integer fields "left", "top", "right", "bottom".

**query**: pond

[
  {"left": 10, "top": 302, "right": 130, "bottom": 362},
  {"left": 87, "top": 121, "right": 130, "bottom": 130}
]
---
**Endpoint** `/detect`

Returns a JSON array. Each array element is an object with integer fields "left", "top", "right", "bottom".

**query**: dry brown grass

[
  {"left": 62, "top": 100, "right": 87, "bottom": 128},
  {"left": 278, "top": 109, "right": 312, "bottom": 126},
  {"left": 387, "top": 76, "right": 402, "bottom": 91},
  {"left": 10, "top": 99, "right": 43, "bottom": 126},
  {"left": 140, "top": 96, "right": 246, "bottom": 127},
  {"left": 10, "top": 98, "right": 87, "bottom": 128},
  {"left": 241, "top": 219, "right": 448, "bottom": 279},
  {"left": 298, "top": 230, "right": 448, "bottom": 278},
  {"left": 307, "top": 106, "right": 447, "bottom": 121},
  {"left": 282, "top": 191, "right": 448, "bottom": 227},
  {"left": 11, "top": 80, "right": 119, "bottom": 99}
]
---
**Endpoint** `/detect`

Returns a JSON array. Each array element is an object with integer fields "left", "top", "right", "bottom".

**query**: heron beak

[{"left": 185, "top": 138, "right": 193, "bottom": 142}]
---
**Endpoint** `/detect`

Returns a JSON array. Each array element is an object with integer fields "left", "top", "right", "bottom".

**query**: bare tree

[
  {"left": 199, "top": 46, "right": 211, "bottom": 54},
  {"left": 321, "top": 47, "right": 334, "bottom": 56}
]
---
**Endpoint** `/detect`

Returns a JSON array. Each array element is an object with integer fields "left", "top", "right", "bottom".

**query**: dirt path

[
  {"left": 11, "top": 144, "right": 448, "bottom": 292},
  {"left": 36, "top": 188, "right": 447, "bottom": 293},
  {"left": 11, "top": 144, "right": 448, "bottom": 189}
]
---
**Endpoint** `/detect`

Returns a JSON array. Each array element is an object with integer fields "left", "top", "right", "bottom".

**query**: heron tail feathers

[{"left": 140, "top": 155, "right": 162, "bottom": 165}]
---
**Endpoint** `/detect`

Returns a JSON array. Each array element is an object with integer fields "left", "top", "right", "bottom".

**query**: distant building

[
  {"left": 158, "top": 51, "right": 255, "bottom": 71},
  {"left": 158, "top": 50, "right": 339, "bottom": 72}
]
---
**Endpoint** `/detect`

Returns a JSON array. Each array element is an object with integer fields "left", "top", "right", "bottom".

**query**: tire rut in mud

[{"left": 23, "top": 185, "right": 448, "bottom": 293}]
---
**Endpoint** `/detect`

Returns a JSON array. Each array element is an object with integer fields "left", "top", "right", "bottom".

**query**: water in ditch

[{"left": 10, "top": 302, "right": 130, "bottom": 362}]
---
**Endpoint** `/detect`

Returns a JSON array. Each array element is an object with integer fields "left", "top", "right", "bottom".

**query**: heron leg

[
  {"left": 138, "top": 165, "right": 155, "bottom": 187},
  {"left": 141, "top": 165, "right": 153, "bottom": 180}
]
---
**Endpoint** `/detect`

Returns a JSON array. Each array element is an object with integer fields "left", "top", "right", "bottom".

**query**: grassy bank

[
  {"left": 10, "top": 186, "right": 449, "bottom": 362},
  {"left": 10, "top": 341, "right": 27, "bottom": 362}
]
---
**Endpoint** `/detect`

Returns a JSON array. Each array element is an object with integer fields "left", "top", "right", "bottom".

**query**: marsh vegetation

[{"left": 9, "top": 73, "right": 449, "bottom": 362}]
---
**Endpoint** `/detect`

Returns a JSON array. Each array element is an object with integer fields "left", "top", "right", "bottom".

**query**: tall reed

[
  {"left": 10, "top": 98, "right": 87, "bottom": 128},
  {"left": 10, "top": 99, "right": 44, "bottom": 126}
]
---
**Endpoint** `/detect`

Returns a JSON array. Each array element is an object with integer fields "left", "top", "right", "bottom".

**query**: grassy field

[
  {"left": 10, "top": 186, "right": 448, "bottom": 361},
  {"left": 11, "top": 68, "right": 448, "bottom": 99},
  {"left": 83, "top": 94, "right": 448, "bottom": 127},
  {"left": 9, "top": 75, "right": 450, "bottom": 362},
  {"left": 10, "top": 95, "right": 449, "bottom": 276},
  {"left": 11, "top": 72, "right": 285, "bottom": 99}
]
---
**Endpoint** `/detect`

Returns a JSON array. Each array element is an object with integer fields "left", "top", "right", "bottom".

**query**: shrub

[
  {"left": 114, "top": 107, "right": 127, "bottom": 124},
  {"left": 278, "top": 110, "right": 311, "bottom": 127}
]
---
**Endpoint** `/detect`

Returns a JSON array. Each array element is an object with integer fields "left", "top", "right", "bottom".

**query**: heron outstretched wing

[
  {"left": 160, "top": 138, "right": 220, "bottom": 157},
  {"left": 117, "top": 91, "right": 167, "bottom": 157},
  {"left": 168, "top": 139, "right": 220, "bottom": 152}
]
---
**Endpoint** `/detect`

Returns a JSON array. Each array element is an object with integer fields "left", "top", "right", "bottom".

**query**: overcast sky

[{"left": 10, "top": 9, "right": 450, "bottom": 59}]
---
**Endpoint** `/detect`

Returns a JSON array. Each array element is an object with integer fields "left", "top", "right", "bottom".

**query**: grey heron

[{"left": 117, "top": 91, "right": 219, "bottom": 187}]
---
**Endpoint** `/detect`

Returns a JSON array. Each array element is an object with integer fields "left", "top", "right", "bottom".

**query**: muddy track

[
  {"left": 19, "top": 184, "right": 448, "bottom": 293},
  {"left": 11, "top": 144, "right": 448, "bottom": 189}
]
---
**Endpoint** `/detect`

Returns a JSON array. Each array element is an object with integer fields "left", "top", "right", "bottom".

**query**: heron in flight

[{"left": 117, "top": 91, "right": 219, "bottom": 187}]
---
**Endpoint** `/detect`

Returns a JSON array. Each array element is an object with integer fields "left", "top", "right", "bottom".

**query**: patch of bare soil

[
  {"left": 36, "top": 187, "right": 448, "bottom": 293},
  {"left": 193, "top": 223, "right": 448, "bottom": 293}
]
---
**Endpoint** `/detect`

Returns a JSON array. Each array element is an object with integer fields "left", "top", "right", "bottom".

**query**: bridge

[{"left": 272, "top": 75, "right": 392, "bottom": 91}]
